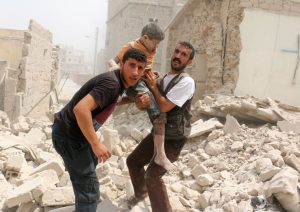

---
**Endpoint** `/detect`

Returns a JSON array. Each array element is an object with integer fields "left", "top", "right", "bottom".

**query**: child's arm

[{"left": 117, "top": 96, "right": 134, "bottom": 105}]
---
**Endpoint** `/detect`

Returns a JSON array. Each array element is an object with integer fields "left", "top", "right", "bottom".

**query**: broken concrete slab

[
  {"left": 277, "top": 120, "right": 300, "bottom": 134},
  {"left": 24, "top": 127, "right": 46, "bottom": 146},
  {"left": 40, "top": 187, "right": 74, "bottom": 207},
  {"left": 265, "top": 168, "right": 300, "bottom": 212},
  {"left": 4, "top": 177, "right": 43, "bottom": 208},
  {"left": 223, "top": 114, "right": 240, "bottom": 134},
  {"left": 97, "top": 199, "right": 118, "bottom": 212},
  {"left": 284, "top": 154, "right": 300, "bottom": 172},
  {"left": 5, "top": 155, "right": 26, "bottom": 172},
  {"left": 189, "top": 118, "right": 223, "bottom": 138},
  {"left": 197, "top": 96, "right": 286, "bottom": 124},
  {"left": 30, "top": 159, "right": 64, "bottom": 177},
  {"left": 102, "top": 127, "right": 120, "bottom": 151}
]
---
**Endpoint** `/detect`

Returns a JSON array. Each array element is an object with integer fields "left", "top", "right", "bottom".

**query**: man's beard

[{"left": 171, "top": 58, "right": 188, "bottom": 72}]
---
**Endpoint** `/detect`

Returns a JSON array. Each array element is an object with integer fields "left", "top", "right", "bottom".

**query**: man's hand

[
  {"left": 91, "top": 141, "right": 111, "bottom": 163},
  {"left": 144, "top": 71, "right": 157, "bottom": 90},
  {"left": 152, "top": 70, "right": 160, "bottom": 78},
  {"left": 135, "top": 92, "right": 151, "bottom": 110}
]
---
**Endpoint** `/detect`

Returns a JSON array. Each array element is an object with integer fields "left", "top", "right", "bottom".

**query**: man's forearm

[{"left": 74, "top": 107, "right": 99, "bottom": 147}]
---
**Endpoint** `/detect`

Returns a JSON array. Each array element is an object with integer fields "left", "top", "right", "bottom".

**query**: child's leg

[
  {"left": 153, "top": 113, "right": 177, "bottom": 171},
  {"left": 132, "top": 80, "right": 176, "bottom": 171}
]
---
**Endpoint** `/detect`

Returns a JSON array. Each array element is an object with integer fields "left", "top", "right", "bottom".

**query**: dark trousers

[
  {"left": 126, "top": 133, "right": 186, "bottom": 212},
  {"left": 52, "top": 122, "right": 99, "bottom": 212}
]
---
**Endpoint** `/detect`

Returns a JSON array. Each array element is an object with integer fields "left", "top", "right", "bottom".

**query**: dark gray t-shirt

[{"left": 54, "top": 69, "right": 124, "bottom": 139}]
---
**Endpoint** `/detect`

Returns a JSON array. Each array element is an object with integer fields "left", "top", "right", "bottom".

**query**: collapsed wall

[
  {"left": 19, "top": 20, "right": 54, "bottom": 119},
  {"left": 0, "top": 20, "right": 60, "bottom": 121}
]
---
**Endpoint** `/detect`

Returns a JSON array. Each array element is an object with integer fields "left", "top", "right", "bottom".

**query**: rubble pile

[{"left": 0, "top": 95, "right": 299, "bottom": 212}]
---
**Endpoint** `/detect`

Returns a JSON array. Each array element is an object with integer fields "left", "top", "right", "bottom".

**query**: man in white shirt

[{"left": 127, "top": 41, "right": 195, "bottom": 212}]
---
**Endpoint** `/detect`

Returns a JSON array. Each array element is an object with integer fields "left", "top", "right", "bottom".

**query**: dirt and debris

[{"left": 0, "top": 95, "right": 299, "bottom": 211}]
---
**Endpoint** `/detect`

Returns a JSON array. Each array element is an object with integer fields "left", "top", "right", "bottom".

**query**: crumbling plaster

[{"left": 163, "top": 0, "right": 300, "bottom": 102}]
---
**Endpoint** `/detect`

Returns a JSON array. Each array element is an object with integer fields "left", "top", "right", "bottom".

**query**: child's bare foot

[{"left": 154, "top": 155, "right": 177, "bottom": 171}]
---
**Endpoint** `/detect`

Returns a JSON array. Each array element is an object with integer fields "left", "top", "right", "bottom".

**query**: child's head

[{"left": 140, "top": 22, "right": 165, "bottom": 53}]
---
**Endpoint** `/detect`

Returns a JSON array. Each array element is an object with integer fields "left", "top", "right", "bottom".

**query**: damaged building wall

[
  {"left": 163, "top": 0, "right": 300, "bottom": 104},
  {"left": 0, "top": 29, "right": 24, "bottom": 119},
  {"left": 0, "top": 20, "right": 59, "bottom": 120},
  {"left": 162, "top": 0, "right": 243, "bottom": 101},
  {"left": 236, "top": 1, "right": 300, "bottom": 107},
  {"left": 104, "top": 0, "right": 186, "bottom": 72},
  {"left": 20, "top": 20, "right": 54, "bottom": 119},
  {"left": 0, "top": 61, "right": 8, "bottom": 110},
  {"left": 0, "top": 29, "right": 24, "bottom": 69}
]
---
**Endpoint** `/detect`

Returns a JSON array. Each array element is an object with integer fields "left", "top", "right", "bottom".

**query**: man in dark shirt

[{"left": 52, "top": 48, "right": 147, "bottom": 212}]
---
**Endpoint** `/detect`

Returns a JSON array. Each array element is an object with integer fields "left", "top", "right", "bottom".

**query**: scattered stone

[{"left": 223, "top": 114, "right": 241, "bottom": 134}]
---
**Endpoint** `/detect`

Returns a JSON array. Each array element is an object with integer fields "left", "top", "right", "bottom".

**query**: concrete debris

[
  {"left": 194, "top": 95, "right": 300, "bottom": 124},
  {"left": 189, "top": 118, "right": 223, "bottom": 138},
  {"left": 277, "top": 120, "right": 300, "bottom": 134},
  {"left": 0, "top": 94, "right": 300, "bottom": 211},
  {"left": 223, "top": 114, "right": 240, "bottom": 134}
]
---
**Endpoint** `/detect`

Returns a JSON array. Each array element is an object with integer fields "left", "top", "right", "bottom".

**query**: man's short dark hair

[
  {"left": 141, "top": 22, "right": 165, "bottom": 41},
  {"left": 178, "top": 41, "right": 195, "bottom": 60},
  {"left": 122, "top": 48, "right": 147, "bottom": 65}
]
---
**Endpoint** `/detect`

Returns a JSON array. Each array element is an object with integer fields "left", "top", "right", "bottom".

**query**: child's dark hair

[
  {"left": 141, "top": 22, "right": 165, "bottom": 41},
  {"left": 178, "top": 41, "right": 195, "bottom": 60},
  {"left": 122, "top": 48, "right": 147, "bottom": 65}
]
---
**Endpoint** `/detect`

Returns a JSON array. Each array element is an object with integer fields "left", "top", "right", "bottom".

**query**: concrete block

[
  {"left": 5, "top": 170, "right": 20, "bottom": 180},
  {"left": 277, "top": 121, "right": 300, "bottom": 134},
  {"left": 57, "top": 172, "right": 71, "bottom": 187},
  {"left": 191, "top": 164, "right": 208, "bottom": 178},
  {"left": 196, "top": 174, "right": 214, "bottom": 186},
  {"left": 109, "top": 173, "right": 130, "bottom": 190},
  {"left": 169, "top": 196, "right": 185, "bottom": 211},
  {"left": 284, "top": 154, "right": 300, "bottom": 172},
  {"left": 4, "top": 177, "right": 43, "bottom": 208},
  {"left": 46, "top": 205, "right": 74, "bottom": 212},
  {"left": 260, "top": 166, "right": 281, "bottom": 182},
  {"left": 30, "top": 159, "right": 65, "bottom": 177},
  {"left": 25, "top": 127, "right": 46, "bottom": 146},
  {"left": 26, "top": 169, "right": 60, "bottom": 200},
  {"left": 41, "top": 187, "right": 75, "bottom": 207},
  {"left": 97, "top": 199, "right": 118, "bottom": 212},
  {"left": 35, "top": 150, "right": 57, "bottom": 164},
  {"left": 118, "top": 157, "right": 126, "bottom": 170},
  {"left": 5, "top": 155, "right": 26, "bottom": 172},
  {"left": 102, "top": 127, "right": 120, "bottom": 151},
  {"left": 16, "top": 201, "right": 42, "bottom": 212},
  {"left": 190, "top": 118, "right": 223, "bottom": 138},
  {"left": 130, "top": 128, "right": 143, "bottom": 142},
  {"left": 223, "top": 114, "right": 240, "bottom": 134}
]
